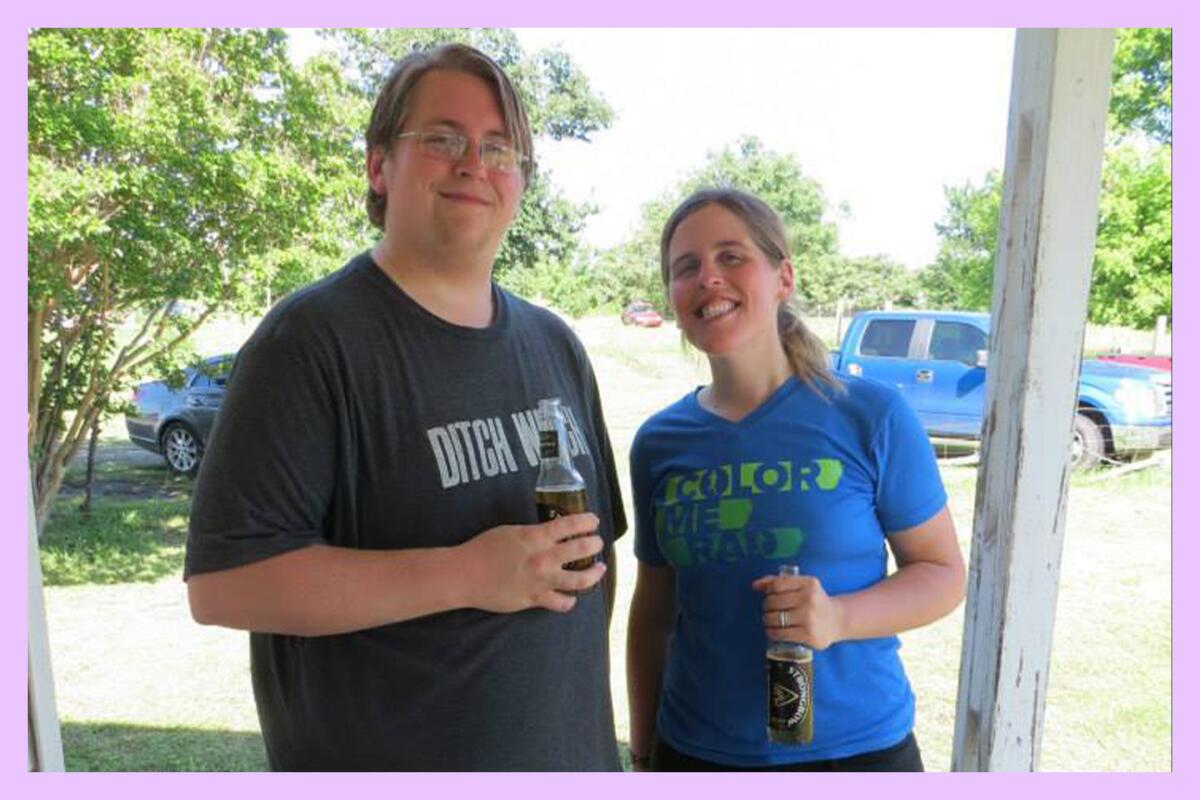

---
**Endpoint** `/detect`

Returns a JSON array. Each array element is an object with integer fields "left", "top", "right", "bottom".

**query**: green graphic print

[{"left": 654, "top": 459, "right": 844, "bottom": 567}]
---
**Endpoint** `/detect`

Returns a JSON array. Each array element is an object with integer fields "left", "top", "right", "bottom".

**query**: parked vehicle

[
  {"left": 621, "top": 300, "right": 664, "bottom": 328},
  {"left": 1096, "top": 353, "right": 1172, "bottom": 372},
  {"left": 125, "top": 354, "right": 234, "bottom": 476},
  {"left": 831, "top": 311, "right": 1172, "bottom": 470}
]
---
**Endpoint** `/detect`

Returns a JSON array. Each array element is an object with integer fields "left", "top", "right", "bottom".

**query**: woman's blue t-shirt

[{"left": 630, "top": 375, "right": 947, "bottom": 766}]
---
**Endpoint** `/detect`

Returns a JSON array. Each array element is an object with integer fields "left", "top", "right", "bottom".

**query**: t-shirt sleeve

[
  {"left": 184, "top": 319, "right": 339, "bottom": 578},
  {"left": 871, "top": 393, "right": 948, "bottom": 534},
  {"left": 630, "top": 425, "right": 666, "bottom": 565}
]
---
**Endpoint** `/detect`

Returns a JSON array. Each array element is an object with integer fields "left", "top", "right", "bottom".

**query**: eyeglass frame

[{"left": 393, "top": 128, "right": 530, "bottom": 175}]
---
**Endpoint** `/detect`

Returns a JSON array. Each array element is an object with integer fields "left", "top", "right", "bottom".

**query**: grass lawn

[
  {"left": 39, "top": 315, "right": 1171, "bottom": 771},
  {"left": 62, "top": 722, "right": 267, "bottom": 771}
]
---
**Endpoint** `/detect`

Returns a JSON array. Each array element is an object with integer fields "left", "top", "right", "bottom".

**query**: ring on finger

[{"left": 779, "top": 609, "right": 789, "bottom": 628}]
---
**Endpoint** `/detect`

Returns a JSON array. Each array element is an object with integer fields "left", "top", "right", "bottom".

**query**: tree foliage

[
  {"left": 28, "top": 28, "right": 365, "bottom": 524},
  {"left": 1109, "top": 28, "right": 1171, "bottom": 145},
  {"left": 918, "top": 29, "right": 1172, "bottom": 326},
  {"left": 1090, "top": 143, "right": 1172, "bottom": 326},
  {"left": 919, "top": 171, "right": 1003, "bottom": 311},
  {"left": 803, "top": 254, "right": 921, "bottom": 315}
]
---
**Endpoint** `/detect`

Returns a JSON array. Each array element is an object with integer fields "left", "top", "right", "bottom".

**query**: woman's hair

[
  {"left": 364, "top": 43, "right": 535, "bottom": 230},
  {"left": 659, "top": 188, "right": 843, "bottom": 395}
]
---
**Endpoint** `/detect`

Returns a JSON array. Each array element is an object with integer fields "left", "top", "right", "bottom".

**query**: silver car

[{"left": 125, "top": 354, "right": 234, "bottom": 475}]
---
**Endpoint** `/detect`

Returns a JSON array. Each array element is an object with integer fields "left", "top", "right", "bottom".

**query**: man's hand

[{"left": 460, "top": 513, "right": 606, "bottom": 614}]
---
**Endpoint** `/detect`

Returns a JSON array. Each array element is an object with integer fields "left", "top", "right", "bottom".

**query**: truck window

[
  {"left": 858, "top": 319, "right": 915, "bottom": 357},
  {"left": 929, "top": 322, "right": 988, "bottom": 363}
]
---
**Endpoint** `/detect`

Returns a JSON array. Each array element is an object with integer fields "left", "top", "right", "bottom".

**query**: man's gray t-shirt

[{"left": 185, "top": 252, "right": 626, "bottom": 771}]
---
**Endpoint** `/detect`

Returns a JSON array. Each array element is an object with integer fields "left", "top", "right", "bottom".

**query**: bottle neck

[{"left": 537, "top": 422, "right": 583, "bottom": 487}]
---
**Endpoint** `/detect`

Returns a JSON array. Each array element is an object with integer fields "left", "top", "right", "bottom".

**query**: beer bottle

[
  {"left": 534, "top": 397, "right": 597, "bottom": 572},
  {"left": 766, "top": 564, "right": 814, "bottom": 745}
]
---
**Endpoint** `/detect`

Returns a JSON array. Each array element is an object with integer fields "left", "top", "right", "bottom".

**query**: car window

[
  {"left": 191, "top": 357, "right": 234, "bottom": 389},
  {"left": 929, "top": 322, "right": 988, "bottom": 363},
  {"left": 858, "top": 320, "right": 916, "bottom": 358}
]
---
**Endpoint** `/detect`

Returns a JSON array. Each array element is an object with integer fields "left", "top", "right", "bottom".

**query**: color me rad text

[{"left": 653, "top": 459, "right": 843, "bottom": 568}]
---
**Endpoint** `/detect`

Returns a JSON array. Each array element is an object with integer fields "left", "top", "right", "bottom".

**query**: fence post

[
  {"left": 1153, "top": 315, "right": 1168, "bottom": 355},
  {"left": 834, "top": 298, "right": 846, "bottom": 345}
]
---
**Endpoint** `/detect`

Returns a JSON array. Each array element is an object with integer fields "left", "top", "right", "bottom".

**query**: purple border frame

[{"left": 8, "top": 2, "right": 1190, "bottom": 797}]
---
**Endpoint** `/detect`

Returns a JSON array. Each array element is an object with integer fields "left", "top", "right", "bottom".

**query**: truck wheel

[{"left": 1070, "top": 413, "right": 1104, "bottom": 471}]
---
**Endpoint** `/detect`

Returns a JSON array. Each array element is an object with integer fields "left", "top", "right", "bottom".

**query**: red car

[
  {"left": 1096, "top": 354, "right": 1172, "bottom": 372},
  {"left": 621, "top": 301, "right": 664, "bottom": 328}
]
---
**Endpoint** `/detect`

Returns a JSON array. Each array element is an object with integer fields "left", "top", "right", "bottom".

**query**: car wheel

[
  {"left": 1070, "top": 413, "right": 1105, "bottom": 471},
  {"left": 162, "top": 423, "right": 203, "bottom": 477}
]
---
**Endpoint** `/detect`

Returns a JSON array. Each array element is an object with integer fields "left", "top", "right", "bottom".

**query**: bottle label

[{"left": 767, "top": 654, "right": 813, "bottom": 744}]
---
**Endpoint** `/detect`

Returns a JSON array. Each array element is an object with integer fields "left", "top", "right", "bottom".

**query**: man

[{"left": 185, "top": 44, "right": 625, "bottom": 771}]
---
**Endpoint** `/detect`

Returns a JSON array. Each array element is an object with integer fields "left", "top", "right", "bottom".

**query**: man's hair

[{"left": 364, "top": 43, "right": 535, "bottom": 230}]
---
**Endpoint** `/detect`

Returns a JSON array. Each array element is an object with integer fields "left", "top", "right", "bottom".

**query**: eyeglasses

[{"left": 394, "top": 129, "right": 527, "bottom": 175}]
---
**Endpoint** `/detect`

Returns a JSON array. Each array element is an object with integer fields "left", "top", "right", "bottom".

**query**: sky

[{"left": 291, "top": 28, "right": 1017, "bottom": 270}]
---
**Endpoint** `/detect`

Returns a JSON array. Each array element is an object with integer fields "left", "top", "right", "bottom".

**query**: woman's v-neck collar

[{"left": 687, "top": 375, "right": 800, "bottom": 431}]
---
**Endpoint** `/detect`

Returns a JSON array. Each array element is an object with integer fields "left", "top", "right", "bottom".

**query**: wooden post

[
  {"left": 952, "top": 29, "right": 1114, "bottom": 772},
  {"left": 834, "top": 297, "right": 846, "bottom": 344},
  {"left": 29, "top": 479, "right": 65, "bottom": 771}
]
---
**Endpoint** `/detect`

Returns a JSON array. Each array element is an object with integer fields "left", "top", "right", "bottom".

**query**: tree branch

[
  {"left": 33, "top": 322, "right": 83, "bottom": 457},
  {"left": 119, "top": 302, "right": 221, "bottom": 377},
  {"left": 28, "top": 301, "right": 46, "bottom": 451},
  {"left": 110, "top": 303, "right": 167, "bottom": 375}
]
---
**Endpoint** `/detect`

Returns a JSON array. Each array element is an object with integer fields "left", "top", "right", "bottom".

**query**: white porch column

[
  {"left": 29, "top": 479, "right": 64, "bottom": 771},
  {"left": 952, "top": 28, "right": 1115, "bottom": 771}
]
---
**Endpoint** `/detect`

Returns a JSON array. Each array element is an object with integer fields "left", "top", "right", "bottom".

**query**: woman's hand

[{"left": 752, "top": 572, "right": 846, "bottom": 650}]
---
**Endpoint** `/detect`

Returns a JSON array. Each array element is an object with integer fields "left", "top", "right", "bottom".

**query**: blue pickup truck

[{"left": 832, "top": 311, "right": 1172, "bottom": 469}]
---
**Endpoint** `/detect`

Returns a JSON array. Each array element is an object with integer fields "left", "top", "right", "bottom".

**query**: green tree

[
  {"left": 607, "top": 136, "right": 840, "bottom": 314},
  {"left": 1090, "top": 143, "right": 1172, "bottom": 326},
  {"left": 1109, "top": 28, "right": 1171, "bottom": 145},
  {"left": 1097, "top": 28, "right": 1172, "bottom": 326},
  {"left": 28, "top": 28, "right": 365, "bottom": 524},
  {"left": 919, "top": 29, "right": 1171, "bottom": 324},
  {"left": 918, "top": 172, "right": 1003, "bottom": 311},
  {"left": 327, "top": 28, "right": 613, "bottom": 281},
  {"left": 803, "top": 254, "right": 921, "bottom": 315}
]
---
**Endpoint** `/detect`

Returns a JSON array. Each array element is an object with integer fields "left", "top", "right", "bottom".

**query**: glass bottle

[
  {"left": 766, "top": 564, "right": 814, "bottom": 744},
  {"left": 534, "top": 397, "right": 596, "bottom": 571}
]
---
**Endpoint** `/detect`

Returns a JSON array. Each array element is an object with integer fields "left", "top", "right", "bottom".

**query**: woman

[{"left": 626, "top": 188, "right": 966, "bottom": 771}]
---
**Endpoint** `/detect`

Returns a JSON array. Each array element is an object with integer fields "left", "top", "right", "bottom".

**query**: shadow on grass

[
  {"left": 40, "top": 497, "right": 192, "bottom": 586},
  {"left": 60, "top": 455, "right": 193, "bottom": 501},
  {"left": 62, "top": 721, "right": 267, "bottom": 771}
]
